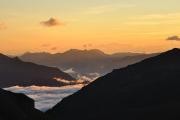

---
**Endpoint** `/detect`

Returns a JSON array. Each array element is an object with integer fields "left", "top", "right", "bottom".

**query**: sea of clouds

[
  {"left": 64, "top": 68, "right": 101, "bottom": 82},
  {"left": 5, "top": 85, "right": 83, "bottom": 112},
  {"left": 4, "top": 69, "right": 101, "bottom": 112}
]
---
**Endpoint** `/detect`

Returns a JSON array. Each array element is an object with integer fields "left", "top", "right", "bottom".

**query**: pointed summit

[
  {"left": 161, "top": 48, "right": 180, "bottom": 56},
  {"left": 63, "top": 49, "right": 106, "bottom": 56}
]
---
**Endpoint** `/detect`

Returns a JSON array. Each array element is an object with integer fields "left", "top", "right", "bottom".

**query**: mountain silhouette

[
  {"left": 46, "top": 48, "right": 180, "bottom": 120},
  {"left": 0, "top": 53, "right": 75, "bottom": 88},
  {"left": 20, "top": 49, "right": 157, "bottom": 76},
  {"left": 0, "top": 88, "right": 43, "bottom": 120}
]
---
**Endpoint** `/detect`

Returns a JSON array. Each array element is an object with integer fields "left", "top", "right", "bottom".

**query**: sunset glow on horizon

[{"left": 1, "top": 0, "right": 180, "bottom": 55}]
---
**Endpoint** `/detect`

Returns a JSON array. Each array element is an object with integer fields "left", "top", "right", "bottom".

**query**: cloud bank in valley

[
  {"left": 4, "top": 85, "right": 83, "bottom": 112},
  {"left": 64, "top": 68, "right": 100, "bottom": 82},
  {"left": 4, "top": 70, "right": 100, "bottom": 112}
]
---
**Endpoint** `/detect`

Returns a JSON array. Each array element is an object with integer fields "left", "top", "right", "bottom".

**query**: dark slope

[
  {"left": 47, "top": 48, "right": 180, "bottom": 120},
  {"left": 20, "top": 49, "right": 157, "bottom": 75},
  {"left": 0, "top": 88, "right": 43, "bottom": 120},
  {"left": 0, "top": 54, "right": 75, "bottom": 88}
]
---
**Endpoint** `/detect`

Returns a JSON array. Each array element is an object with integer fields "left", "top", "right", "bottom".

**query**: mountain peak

[
  {"left": 0, "top": 53, "right": 9, "bottom": 58},
  {"left": 64, "top": 49, "right": 83, "bottom": 53},
  {"left": 13, "top": 57, "right": 22, "bottom": 62},
  {"left": 155, "top": 48, "right": 180, "bottom": 60},
  {"left": 171, "top": 48, "right": 180, "bottom": 51},
  {"left": 0, "top": 53, "right": 12, "bottom": 61},
  {"left": 64, "top": 49, "right": 104, "bottom": 53},
  {"left": 87, "top": 49, "right": 106, "bottom": 54},
  {"left": 63, "top": 49, "right": 106, "bottom": 56},
  {"left": 125, "top": 48, "right": 180, "bottom": 69},
  {"left": 164, "top": 48, "right": 180, "bottom": 54}
]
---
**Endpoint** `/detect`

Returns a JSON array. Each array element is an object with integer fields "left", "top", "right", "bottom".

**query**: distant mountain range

[
  {"left": 46, "top": 48, "right": 180, "bottom": 120},
  {"left": 0, "top": 88, "right": 43, "bottom": 120},
  {"left": 0, "top": 53, "right": 75, "bottom": 88},
  {"left": 20, "top": 49, "right": 158, "bottom": 77}
]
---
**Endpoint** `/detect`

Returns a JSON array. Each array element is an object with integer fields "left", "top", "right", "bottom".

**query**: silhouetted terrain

[
  {"left": 47, "top": 48, "right": 180, "bottom": 120},
  {"left": 0, "top": 53, "right": 75, "bottom": 88},
  {"left": 0, "top": 88, "right": 43, "bottom": 120},
  {"left": 20, "top": 49, "right": 157, "bottom": 76}
]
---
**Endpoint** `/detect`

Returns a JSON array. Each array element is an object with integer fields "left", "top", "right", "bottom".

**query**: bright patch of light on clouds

[{"left": 4, "top": 85, "right": 83, "bottom": 112}]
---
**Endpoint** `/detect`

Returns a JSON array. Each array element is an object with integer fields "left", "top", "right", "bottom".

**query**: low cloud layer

[
  {"left": 4, "top": 70, "right": 100, "bottom": 112},
  {"left": 167, "top": 35, "right": 180, "bottom": 41},
  {"left": 4, "top": 85, "right": 83, "bottom": 112},
  {"left": 64, "top": 68, "right": 100, "bottom": 82},
  {"left": 40, "top": 18, "right": 65, "bottom": 27}
]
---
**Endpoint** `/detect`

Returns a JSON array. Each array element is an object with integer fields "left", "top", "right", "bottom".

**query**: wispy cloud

[
  {"left": 5, "top": 85, "right": 82, "bottom": 111},
  {"left": 167, "top": 35, "right": 180, "bottom": 41},
  {"left": 125, "top": 13, "right": 180, "bottom": 25},
  {"left": 51, "top": 47, "right": 57, "bottom": 50},
  {"left": 40, "top": 17, "right": 65, "bottom": 27},
  {"left": 85, "top": 5, "right": 115, "bottom": 15},
  {"left": 136, "top": 13, "right": 180, "bottom": 20},
  {"left": 85, "top": 4, "right": 135, "bottom": 15}
]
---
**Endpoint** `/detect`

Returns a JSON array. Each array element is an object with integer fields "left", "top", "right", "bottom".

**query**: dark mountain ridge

[
  {"left": 0, "top": 88, "right": 43, "bottom": 120},
  {"left": 47, "top": 48, "right": 180, "bottom": 120},
  {"left": 20, "top": 49, "right": 157, "bottom": 75},
  {"left": 0, "top": 53, "right": 75, "bottom": 88}
]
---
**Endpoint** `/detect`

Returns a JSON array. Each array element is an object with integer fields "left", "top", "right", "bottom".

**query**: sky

[{"left": 0, "top": 0, "right": 180, "bottom": 55}]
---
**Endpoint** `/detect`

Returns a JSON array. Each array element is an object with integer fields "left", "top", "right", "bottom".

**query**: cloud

[
  {"left": 4, "top": 85, "right": 82, "bottom": 111},
  {"left": 64, "top": 68, "right": 100, "bottom": 83},
  {"left": 167, "top": 35, "right": 180, "bottom": 41},
  {"left": 4, "top": 69, "right": 101, "bottom": 112},
  {"left": 51, "top": 47, "right": 57, "bottom": 50},
  {"left": 83, "top": 44, "right": 93, "bottom": 49},
  {"left": 64, "top": 68, "right": 76, "bottom": 74},
  {"left": 40, "top": 17, "right": 65, "bottom": 27}
]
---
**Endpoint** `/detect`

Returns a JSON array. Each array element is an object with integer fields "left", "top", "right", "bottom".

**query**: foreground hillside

[
  {"left": 47, "top": 48, "right": 180, "bottom": 120},
  {"left": 0, "top": 53, "right": 75, "bottom": 88},
  {"left": 0, "top": 88, "right": 43, "bottom": 120}
]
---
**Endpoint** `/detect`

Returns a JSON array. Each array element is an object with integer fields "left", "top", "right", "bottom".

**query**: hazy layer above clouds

[{"left": 4, "top": 85, "right": 83, "bottom": 112}]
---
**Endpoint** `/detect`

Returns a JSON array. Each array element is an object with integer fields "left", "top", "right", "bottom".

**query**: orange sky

[{"left": 0, "top": 0, "right": 180, "bottom": 55}]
